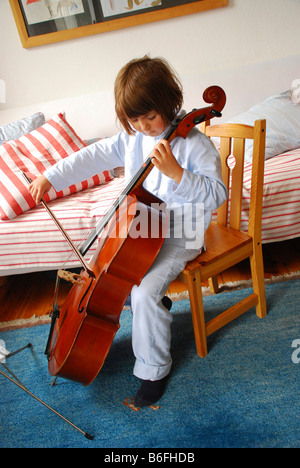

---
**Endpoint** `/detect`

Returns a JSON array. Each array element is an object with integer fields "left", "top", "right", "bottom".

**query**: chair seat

[{"left": 179, "top": 222, "right": 253, "bottom": 283}]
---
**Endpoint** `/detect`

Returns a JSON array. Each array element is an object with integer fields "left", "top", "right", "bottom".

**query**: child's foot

[{"left": 134, "top": 376, "right": 168, "bottom": 407}]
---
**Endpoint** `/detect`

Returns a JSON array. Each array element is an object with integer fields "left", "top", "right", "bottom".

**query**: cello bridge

[{"left": 58, "top": 269, "right": 84, "bottom": 287}]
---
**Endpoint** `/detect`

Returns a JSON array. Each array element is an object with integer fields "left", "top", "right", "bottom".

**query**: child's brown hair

[{"left": 114, "top": 56, "right": 183, "bottom": 135}]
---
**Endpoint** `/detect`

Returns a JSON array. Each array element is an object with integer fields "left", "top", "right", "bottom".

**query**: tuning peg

[{"left": 210, "top": 109, "right": 222, "bottom": 117}]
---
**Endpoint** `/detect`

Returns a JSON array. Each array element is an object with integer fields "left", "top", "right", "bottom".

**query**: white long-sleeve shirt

[{"left": 45, "top": 125, "right": 227, "bottom": 249}]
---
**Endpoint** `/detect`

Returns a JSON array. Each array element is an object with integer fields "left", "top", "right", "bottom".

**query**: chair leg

[
  {"left": 208, "top": 275, "right": 219, "bottom": 293},
  {"left": 250, "top": 242, "right": 267, "bottom": 318},
  {"left": 186, "top": 271, "right": 208, "bottom": 357}
]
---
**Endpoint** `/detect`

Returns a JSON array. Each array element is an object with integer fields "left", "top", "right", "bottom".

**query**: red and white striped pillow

[{"left": 0, "top": 113, "right": 113, "bottom": 220}]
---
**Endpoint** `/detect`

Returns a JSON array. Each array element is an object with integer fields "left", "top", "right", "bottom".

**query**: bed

[
  {"left": 0, "top": 57, "right": 299, "bottom": 278},
  {"left": 1, "top": 148, "right": 300, "bottom": 275}
]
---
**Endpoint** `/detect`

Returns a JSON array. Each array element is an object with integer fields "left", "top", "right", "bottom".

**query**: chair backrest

[{"left": 202, "top": 120, "right": 266, "bottom": 241}]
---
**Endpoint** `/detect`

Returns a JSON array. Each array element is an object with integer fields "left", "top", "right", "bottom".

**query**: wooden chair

[{"left": 169, "top": 119, "right": 267, "bottom": 357}]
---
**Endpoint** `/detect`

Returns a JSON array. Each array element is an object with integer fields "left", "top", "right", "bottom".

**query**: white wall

[{"left": 1, "top": 0, "right": 300, "bottom": 111}]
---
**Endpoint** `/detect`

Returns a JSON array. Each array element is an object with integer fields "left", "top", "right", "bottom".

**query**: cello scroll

[{"left": 169, "top": 85, "right": 226, "bottom": 141}]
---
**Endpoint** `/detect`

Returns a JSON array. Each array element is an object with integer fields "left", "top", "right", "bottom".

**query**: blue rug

[{"left": 0, "top": 280, "right": 299, "bottom": 449}]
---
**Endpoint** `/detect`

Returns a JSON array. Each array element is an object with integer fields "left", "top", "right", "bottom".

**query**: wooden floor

[{"left": 1, "top": 237, "right": 300, "bottom": 323}]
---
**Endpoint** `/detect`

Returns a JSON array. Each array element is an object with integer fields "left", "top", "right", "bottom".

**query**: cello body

[
  {"left": 45, "top": 86, "right": 226, "bottom": 386},
  {"left": 48, "top": 190, "right": 168, "bottom": 385}
]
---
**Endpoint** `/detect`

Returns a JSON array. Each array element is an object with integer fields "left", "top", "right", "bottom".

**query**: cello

[{"left": 40, "top": 86, "right": 226, "bottom": 385}]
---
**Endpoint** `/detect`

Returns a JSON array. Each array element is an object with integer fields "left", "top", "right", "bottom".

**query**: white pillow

[
  {"left": 0, "top": 112, "right": 45, "bottom": 141},
  {"left": 229, "top": 90, "right": 300, "bottom": 162}
]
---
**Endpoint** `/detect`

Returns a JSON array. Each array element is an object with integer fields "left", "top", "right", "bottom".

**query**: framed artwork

[{"left": 9, "top": 0, "right": 228, "bottom": 48}]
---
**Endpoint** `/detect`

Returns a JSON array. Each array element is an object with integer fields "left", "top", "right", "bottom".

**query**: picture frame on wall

[{"left": 9, "top": 0, "right": 228, "bottom": 48}]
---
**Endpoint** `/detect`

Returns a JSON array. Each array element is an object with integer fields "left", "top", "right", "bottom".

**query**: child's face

[{"left": 129, "top": 111, "right": 167, "bottom": 137}]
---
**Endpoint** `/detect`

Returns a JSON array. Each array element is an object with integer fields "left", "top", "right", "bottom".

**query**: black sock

[{"left": 134, "top": 376, "right": 169, "bottom": 408}]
